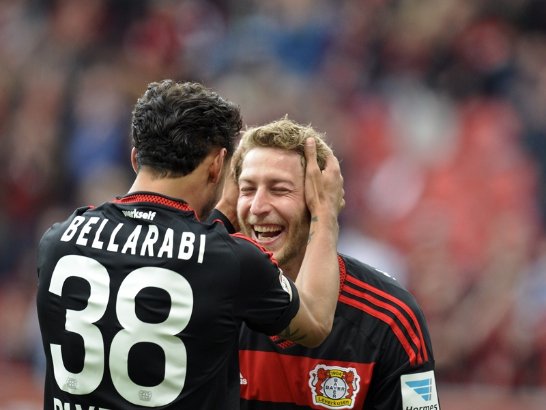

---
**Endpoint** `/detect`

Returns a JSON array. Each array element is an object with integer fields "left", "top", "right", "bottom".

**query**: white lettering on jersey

[
  {"left": 59, "top": 216, "right": 207, "bottom": 263},
  {"left": 121, "top": 225, "right": 142, "bottom": 255},
  {"left": 60, "top": 216, "right": 86, "bottom": 242},
  {"left": 121, "top": 209, "right": 157, "bottom": 221},
  {"left": 76, "top": 217, "right": 101, "bottom": 246},
  {"left": 107, "top": 223, "right": 123, "bottom": 252},
  {"left": 197, "top": 234, "right": 205, "bottom": 264},
  {"left": 140, "top": 225, "right": 159, "bottom": 257},
  {"left": 54, "top": 396, "right": 111, "bottom": 409},
  {"left": 91, "top": 219, "right": 109, "bottom": 249},
  {"left": 178, "top": 232, "right": 195, "bottom": 260},
  {"left": 158, "top": 228, "right": 174, "bottom": 258}
]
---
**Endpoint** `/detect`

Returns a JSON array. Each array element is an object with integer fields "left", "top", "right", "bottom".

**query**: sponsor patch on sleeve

[
  {"left": 279, "top": 269, "right": 293, "bottom": 301},
  {"left": 401, "top": 370, "right": 439, "bottom": 409}
]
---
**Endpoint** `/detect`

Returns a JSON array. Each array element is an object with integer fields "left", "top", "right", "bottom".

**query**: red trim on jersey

[
  {"left": 342, "top": 285, "right": 425, "bottom": 364},
  {"left": 338, "top": 259, "right": 428, "bottom": 366},
  {"left": 239, "top": 350, "right": 373, "bottom": 408},
  {"left": 269, "top": 335, "right": 296, "bottom": 349},
  {"left": 337, "top": 254, "right": 348, "bottom": 291},
  {"left": 339, "top": 294, "right": 421, "bottom": 366},
  {"left": 344, "top": 274, "right": 428, "bottom": 364},
  {"left": 113, "top": 193, "right": 193, "bottom": 213},
  {"left": 231, "top": 232, "right": 279, "bottom": 266}
]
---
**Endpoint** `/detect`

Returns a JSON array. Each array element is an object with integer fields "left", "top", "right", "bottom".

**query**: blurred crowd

[{"left": 2, "top": 0, "right": 546, "bottom": 399}]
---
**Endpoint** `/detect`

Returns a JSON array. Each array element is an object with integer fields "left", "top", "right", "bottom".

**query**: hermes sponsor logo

[{"left": 401, "top": 371, "right": 440, "bottom": 410}]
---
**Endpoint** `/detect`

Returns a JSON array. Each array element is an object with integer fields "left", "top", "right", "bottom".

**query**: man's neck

[{"left": 128, "top": 168, "right": 210, "bottom": 218}]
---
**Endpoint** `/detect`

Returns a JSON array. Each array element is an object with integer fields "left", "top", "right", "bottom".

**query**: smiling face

[{"left": 237, "top": 147, "right": 310, "bottom": 278}]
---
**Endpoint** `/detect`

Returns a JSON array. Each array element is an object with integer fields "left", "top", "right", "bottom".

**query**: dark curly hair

[{"left": 131, "top": 80, "right": 242, "bottom": 177}]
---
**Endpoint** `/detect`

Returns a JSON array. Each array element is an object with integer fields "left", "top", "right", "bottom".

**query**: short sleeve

[{"left": 233, "top": 236, "right": 300, "bottom": 336}]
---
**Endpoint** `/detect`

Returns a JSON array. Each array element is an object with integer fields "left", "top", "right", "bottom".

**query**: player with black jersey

[
  {"left": 238, "top": 254, "right": 438, "bottom": 409},
  {"left": 36, "top": 81, "right": 344, "bottom": 409},
  {"left": 219, "top": 117, "right": 440, "bottom": 409}
]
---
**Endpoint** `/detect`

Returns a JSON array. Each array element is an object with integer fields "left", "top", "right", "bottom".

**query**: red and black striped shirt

[{"left": 239, "top": 254, "right": 438, "bottom": 409}]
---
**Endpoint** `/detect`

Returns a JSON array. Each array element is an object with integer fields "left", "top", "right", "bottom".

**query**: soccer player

[
  {"left": 220, "top": 117, "right": 440, "bottom": 409},
  {"left": 36, "top": 80, "right": 344, "bottom": 409}
]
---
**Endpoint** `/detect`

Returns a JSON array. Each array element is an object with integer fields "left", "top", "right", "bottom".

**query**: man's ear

[
  {"left": 130, "top": 148, "right": 139, "bottom": 173},
  {"left": 209, "top": 148, "right": 227, "bottom": 183}
]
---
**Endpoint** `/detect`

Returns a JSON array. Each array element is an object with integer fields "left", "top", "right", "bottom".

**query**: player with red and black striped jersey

[
  {"left": 220, "top": 117, "right": 440, "bottom": 410},
  {"left": 238, "top": 254, "right": 438, "bottom": 409},
  {"left": 36, "top": 81, "right": 344, "bottom": 410}
]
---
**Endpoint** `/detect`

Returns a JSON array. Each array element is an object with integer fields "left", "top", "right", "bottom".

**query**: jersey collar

[
  {"left": 338, "top": 254, "right": 348, "bottom": 290},
  {"left": 113, "top": 192, "right": 194, "bottom": 213}
]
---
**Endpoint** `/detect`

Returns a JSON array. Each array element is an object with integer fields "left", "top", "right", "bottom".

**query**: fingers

[
  {"left": 304, "top": 137, "right": 345, "bottom": 216},
  {"left": 323, "top": 149, "right": 345, "bottom": 214},
  {"left": 304, "top": 137, "right": 320, "bottom": 174},
  {"left": 303, "top": 138, "right": 321, "bottom": 213}
]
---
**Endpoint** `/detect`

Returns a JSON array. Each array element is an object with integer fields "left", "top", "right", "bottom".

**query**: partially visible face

[{"left": 237, "top": 147, "right": 310, "bottom": 273}]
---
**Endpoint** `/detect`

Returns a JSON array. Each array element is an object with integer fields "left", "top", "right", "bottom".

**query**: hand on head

[{"left": 303, "top": 137, "right": 345, "bottom": 221}]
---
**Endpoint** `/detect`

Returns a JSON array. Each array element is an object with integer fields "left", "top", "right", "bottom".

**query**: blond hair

[{"left": 232, "top": 116, "right": 332, "bottom": 180}]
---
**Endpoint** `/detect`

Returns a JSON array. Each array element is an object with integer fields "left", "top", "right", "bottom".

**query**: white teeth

[{"left": 253, "top": 225, "right": 281, "bottom": 233}]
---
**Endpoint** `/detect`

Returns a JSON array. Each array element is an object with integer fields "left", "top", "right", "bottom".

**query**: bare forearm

[
  {"left": 279, "top": 137, "right": 343, "bottom": 347},
  {"left": 294, "top": 213, "right": 339, "bottom": 343}
]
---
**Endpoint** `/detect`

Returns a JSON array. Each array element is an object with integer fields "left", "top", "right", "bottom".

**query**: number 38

[{"left": 48, "top": 255, "right": 193, "bottom": 407}]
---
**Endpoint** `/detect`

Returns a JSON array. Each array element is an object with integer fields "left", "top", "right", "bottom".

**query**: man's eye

[{"left": 239, "top": 187, "right": 255, "bottom": 195}]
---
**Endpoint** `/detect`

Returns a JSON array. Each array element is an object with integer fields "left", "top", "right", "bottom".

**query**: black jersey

[
  {"left": 36, "top": 192, "right": 299, "bottom": 410},
  {"left": 239, "top": 254, "right": 440, "bottom": 410}
]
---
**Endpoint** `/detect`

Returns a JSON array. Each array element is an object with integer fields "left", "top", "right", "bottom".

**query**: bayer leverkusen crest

[{"left": 308, "top": 364, "right": 360, "bottom": 409}]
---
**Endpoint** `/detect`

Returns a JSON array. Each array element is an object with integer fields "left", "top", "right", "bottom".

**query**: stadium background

[{"left": 1, "top": 0, "right": 546, "bottom": 408}]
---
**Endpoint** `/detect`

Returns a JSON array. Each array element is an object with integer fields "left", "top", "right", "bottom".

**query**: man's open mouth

[{"left": 253, "top": 225, "right": 284, "bottom": 242}]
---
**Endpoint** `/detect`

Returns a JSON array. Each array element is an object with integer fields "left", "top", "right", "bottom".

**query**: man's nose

[{"left": 249, "top": 188, "right": 272, "bottom": 215}]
